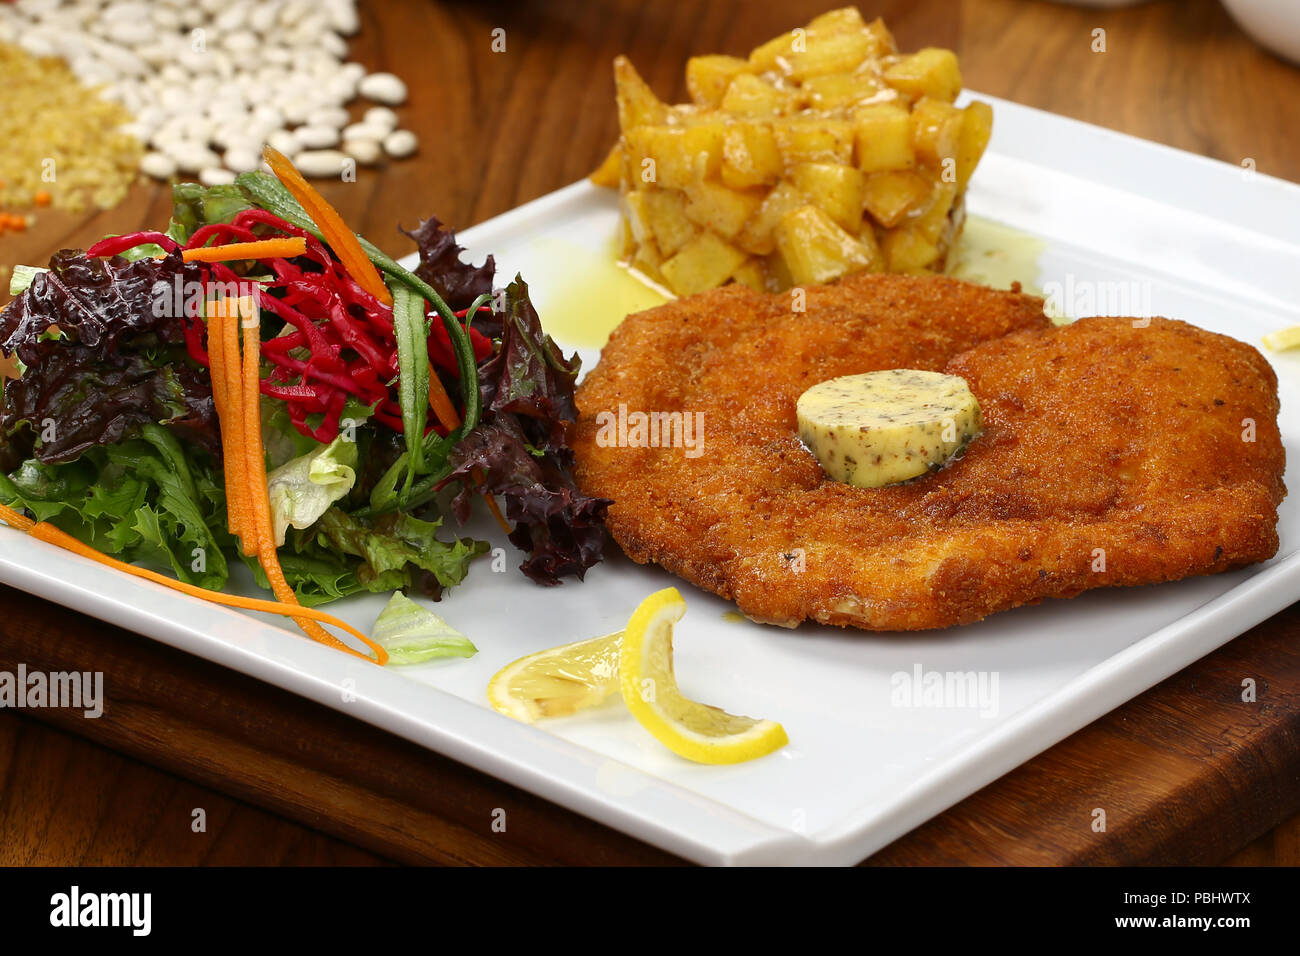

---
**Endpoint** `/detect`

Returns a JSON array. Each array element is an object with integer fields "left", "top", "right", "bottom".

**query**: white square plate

[{"left": 4, "top": 93, "right": 1299, "bottom": 866}]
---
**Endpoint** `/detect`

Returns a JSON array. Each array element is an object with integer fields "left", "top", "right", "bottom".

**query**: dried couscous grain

[{"left": 0, "top": 43, "right": 142, "bottom": 215}]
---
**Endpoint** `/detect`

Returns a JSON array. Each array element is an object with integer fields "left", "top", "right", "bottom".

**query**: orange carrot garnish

[
  {"left": 182, "top": 237, "right": 307, "bottom": 263},
  {"left": 261, "top": 146, "right": 393, "bottom": 307},
  {"left": 0, "top": 502, "right": 385, "bottom": 664},
  {"left": 427, "top": 361, "right": 462, "bottom": 433}
]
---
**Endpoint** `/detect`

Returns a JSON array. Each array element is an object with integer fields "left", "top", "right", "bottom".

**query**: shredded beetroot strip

[{"left": 83, "top": 211, "right": 488, "bottom": 445}]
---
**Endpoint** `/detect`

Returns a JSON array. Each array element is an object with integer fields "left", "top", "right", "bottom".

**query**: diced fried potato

[
  {"left": 615, "top": 56, "right": 668, "bottom": 129},
  {"left": 882, "top": 224, "right": 941, "bottom": 272},
  {"left": 910, "top": 96, "right": 962, "bottom": 168},
  {"left": 955, "top": 101, "right": 993, "bottom": 188},
  {"left": 661, "top": 230, "right": 750, "bottom": 296},
  {"left": 736, "top": 180, "right": 810, "bottom": 255},
  {"left": 686, "top": 55, "right": 752, "bottom": 108},
  {"left": 883, "top": 48, "right": 962, "bottom": 102},
  {"left": 721, "top": 73, "right": 795, "bottom": 117},
  {"left": 625, "top": 124, "right": 725, "bottom": 189},
  {"left": 749, "top": 30, "right": 800, "bottom": 73},
  {"left": 775, "top": 204, "right": 878, "bottom": 285},
  {"left": 802, "top": 71, "right": 887, "bottom": 111},
  {"left": 590, "top": 144, "right": 622, "bottom": 187},
  {"left": 862, "top": 169, "right": 932, "bottom": 227},
  {"left": 631, "top": 237, "right": 667, "bottom": 284},
  {"left": 622, "top": 189, "right": 654, "bottom": 246},
  {"left": 853, "top": 102, "right": 914, "bottom": 172},
  {"left": 909, "top": 180, "right": 958, "bottom": 244},
  {"left": 808, "top": 7, "right": 867, "bottom": 35},
  {"left": 785, "top": 31, "right": 875, "bottom": 81},
  {"left": 684, "top": 180, "right": 766, "bottom": 239},
  {"left": 772, "top": 117, "right": 854, "bottom": 165},
  {"left": 731, "top": 259, "right": 768, "bottom": 291},
  {"left": 791, "top": 162, "right": 865, "bottom": 232},
  {"left": 721, "top": 123, "right": 782, "bottom": 188},
  {"left": 610, "top": 14, "right": 984, "bottom": 294},
  {"left": 863, "top": 16, "right": 897, "bottom": 56},
  {"left": 643, "top": 188, "right": 697, "bottom": 256}
]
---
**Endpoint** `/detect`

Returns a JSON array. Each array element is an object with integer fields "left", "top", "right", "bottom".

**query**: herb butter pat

[{"left": 796, "top": 369, "right": 981, "bottom": 487}]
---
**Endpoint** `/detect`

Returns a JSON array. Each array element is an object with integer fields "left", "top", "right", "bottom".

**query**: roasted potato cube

[
  {"left": 785, "top": 31, "right": 876, "bottom": 81},
  {"left": 862, "top": 169, "right": 932, "bottom": 228},
  {"left": 643, "top": 188, "right": 697, "bottom": 256},
  {"left": 631, "top": 236, "right": 667, "bottom": 285},
  {"left": 882, "top": 224, "right": 941, "bottom": 272},
  {"left": 802, "top": 71, "right": 887, "bottom": 111},
  {"left": 686, "top": 55, "right": 752, "bottom": 108},
  {"left": 807, "top": 7, "right": 867, "bottom": 35},
  {"left": 731, "top": 259, "right": 768, "bottom": 291},
  {"left": 615, "top": 56, "right": 668, "bottom": 129},
  {"left": 955, "top": 101, "right": 993, "bottom": 188},
  {"left": 772, "top": 117, "right": 854, "bottom": 165},
  {"left": 736, "top": 180, "right": 810, "bottom": 255},
  {"left": 661, "top": 230, "right": 749, "bottom": 295},
  {"left": 910, "top": 180, "right": 959, "bottom": 244},
  {"left": 749, "top": 30, "right": 801, "bottom": 74},
  {"left": 625, "top": 124, "right": 725, "bottom": 189},
  {"left": 721, "top": 73, "right": 794, "bottom": 117},
  {"left": 853, "top": 102, "right": 914, "bottom": 173},
  {"left": 863, "top": 16, "right": 898, "bottom": 56},
  {"left": 883, "top": 48, "right": 962, "bottom": 102},
  {"left": 775, "top": 204, "right": 878, "bottom": 285},
  {"left": 684, "top": 180, "right": 766, "bottom": 239},
  {"left": 622, "top": 189, "right": 655, "bottom": 247},
  {"left": 910, "top": 96, "right": 962, "bottom": 168},
  {"left": 721, "top": 123, "right": 782, "bottom": 188},
  {"left": 590, "top": 144, "right": 622, "bottom": 188},
  {"left": 791, "top": 162, "right": 865, "bottom": 232}
]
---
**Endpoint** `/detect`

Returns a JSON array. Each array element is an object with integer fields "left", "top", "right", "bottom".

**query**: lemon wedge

[
  {"left": 1262, "top": 325, "right": 1300, "bottom": 351},
  {"left": 619, "top": 587, "right": 788, "bottom": 764},
  {"left": 487, "top": 632, "right": 623, "bottom": 722}
]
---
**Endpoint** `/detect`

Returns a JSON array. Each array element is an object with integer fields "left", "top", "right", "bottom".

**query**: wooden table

[{"left": 2, "top": 0, "right": 1299, "bottom": 866}]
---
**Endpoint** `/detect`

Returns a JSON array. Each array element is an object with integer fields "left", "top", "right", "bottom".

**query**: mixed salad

[{"left": 0, "top": 149, "right": 609, "bottom": 663}]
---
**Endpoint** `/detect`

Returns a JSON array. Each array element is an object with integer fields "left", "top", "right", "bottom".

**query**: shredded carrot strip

[
  {"left": 212, "top": 300, "right": 255, "bottom": 555},
  {"left": 427, "top": 360, "right": 461, "bottom": 432},
  {"left": 262, "top": 146, "right": 393, "bottom": 307},
  {"left": 237, "top": 313, "right": 387, "bottom": 663},
  {"left": 483, "top": 491, "right": 512, "bottom": 536},
  {"left": 207, "top": 302, "right": 245, "bottom": 545},
  {"left": 183, "top": 237, "right": 307, "bottom": 264},
  {"left": 0, "top": 502, "right": 382, "bottom": 658}
]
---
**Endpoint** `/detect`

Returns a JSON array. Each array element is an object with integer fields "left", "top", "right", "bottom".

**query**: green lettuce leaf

[
  {"left": 267, "top": 435, "right": 359, "bottom": 547},
  {"left": 372, "top": 592, "right": 477, "bottom": 665}
]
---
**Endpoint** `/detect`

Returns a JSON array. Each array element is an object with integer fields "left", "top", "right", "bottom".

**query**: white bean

[
  {"left": 358, "top": 72, "right": 407, "bottom": 105},
  {"left": 307, "top": 107, "right": 349, "bottom": 130},
  {"left": 223, "top": 148, "right": 262, "bottom": 173},
  {"left": 342, "top": 121, "right": 388, "bottom": 142},
  {"left": 141, "top": 151, "right": 179, "bottom": 179},
  {"left": 266, "top": 129, "right": 300, "bottom": 154},
  {"left": 382, "top": 129, "right": 418, "bottom": 158},
  {"left": 342, "top": 137, "right": 382, "bottom": 165},
  {"left": 292, "top": 149, "right": 349, "bottom": 178},
  {"left": 295, "top": 125, "right": 340, "bottom": 149},
  {"left": 199, "top": 166, "right": 237, "bottom": 186},
  {"left": 362, "top": 106, "right": 398, "bottom": 133}
]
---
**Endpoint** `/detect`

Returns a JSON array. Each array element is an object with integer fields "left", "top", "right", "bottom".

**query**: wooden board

[{"left": 2, "top": 0, "right": 1300, "bottom": 865}]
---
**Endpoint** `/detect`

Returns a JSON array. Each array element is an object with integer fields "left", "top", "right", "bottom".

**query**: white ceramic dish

[{"left": 3, "top": 93, "right": 1299, "bottom": 866}]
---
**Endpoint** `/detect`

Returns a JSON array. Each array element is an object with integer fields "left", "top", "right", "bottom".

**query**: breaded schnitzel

[{"left": 571, "top": 274, "right": 1285, "bottom": 630}]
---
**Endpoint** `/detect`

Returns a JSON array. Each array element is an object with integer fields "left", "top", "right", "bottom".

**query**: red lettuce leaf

[
  {"left": 0, "top": 250, "right": 216, "bottom": 464},
  {"left": 401, "top": 217, "right": 498, "bottom": 329}
]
